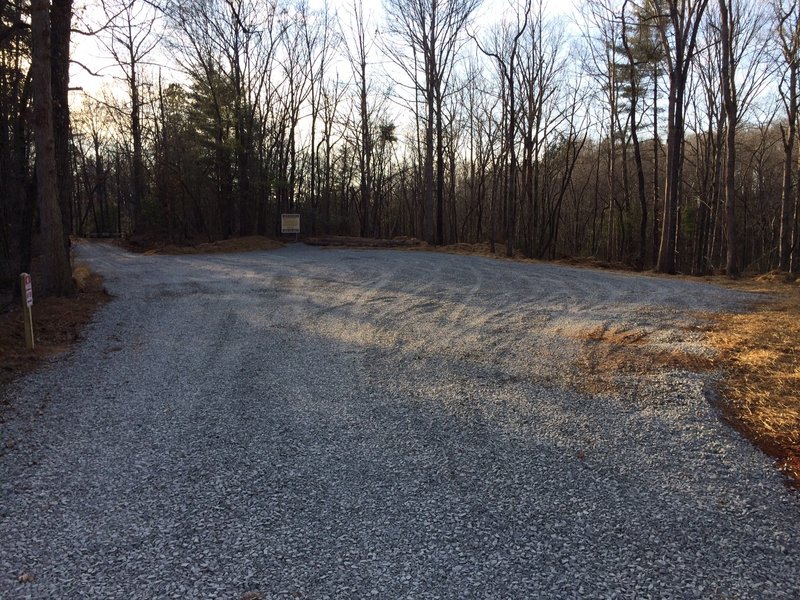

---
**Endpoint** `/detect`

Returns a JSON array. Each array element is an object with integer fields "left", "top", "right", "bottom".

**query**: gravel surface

[{"left": 1, "top": 242, "right": 798, "bottom": 599}]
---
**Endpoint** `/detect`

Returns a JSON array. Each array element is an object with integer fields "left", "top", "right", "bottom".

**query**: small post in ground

[{"left": 20, "top": 272, "right": 34, "bottom": 350}]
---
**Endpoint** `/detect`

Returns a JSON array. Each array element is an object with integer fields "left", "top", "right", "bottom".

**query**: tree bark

[
  {"left": 657, "top": 73, "right": 680, "bottom": 273},
  {"left": 621, "top": 2, "right": 648, "bottom": 269},
  {"left": 31, "top": 0, "right": 73, "bottom": 296},
  {"left": 423, "top": 18, "right": 435, "bottom": 244},
  {"left": 720, "top": 0, "right": 739, "bottom": 277},
  {"left": 778, "top": 7, "right": 798, "bottom": 272},
  {"left": 50, "top": 0, "right": 72, "bottom": 242},
  {"left": 655, "top": 0, "right": 709, "bottom": 274}
]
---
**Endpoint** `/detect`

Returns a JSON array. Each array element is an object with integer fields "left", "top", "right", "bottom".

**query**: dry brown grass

[
  {"left": 0, "top": 264, "right": 110, "bottom": 392},
  {"left": 702, "top": 279, "right": 800, "bottom": 484},
  {"left": 570, "top": 277, "right": 800, "bottom": 485},
  {"left": 72, "top": 263, "right": 106, "bottom": 292}
]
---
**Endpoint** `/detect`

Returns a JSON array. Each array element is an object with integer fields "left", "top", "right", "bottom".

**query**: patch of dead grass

[
  {"left": 568, "top": 273, "right": 800, "bottom": 487},
  {"left": 72, "top": 263, "right": 106, "bottom": 292},
  {"left": 422, "top": 243, "right": 642, "bottom": 271},
  {"left": 426, "top": 241, "right": 532, "bottom": 261},
  {"left": 701, "top": 281, "right": 800, "bottom": 485}
]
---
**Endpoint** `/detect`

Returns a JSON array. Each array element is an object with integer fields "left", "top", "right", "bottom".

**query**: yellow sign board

[{"left": 281, "top": 213, "right": 300, "bottom": 234}]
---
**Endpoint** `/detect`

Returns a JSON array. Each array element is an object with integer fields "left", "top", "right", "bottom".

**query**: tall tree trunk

[
  {"left": 652, "top": 73, "right": 660, "bottom": 266},
  {"left": 506, "top": 66, "right": 517, "bottom": 259},
  {"left": 435, "top": 82, "right": 445, "bottom": 245},
  {"left": 50, "top": 0, "right": 72, "bottom": 242},
  {"left": 31, "top": 0, "right": 73, "bottom": 296},
  {"left": 720, "top": 0, "right": 739, "bottom": 277},
  {"left": 657, "top": 74, "right": 681, "bottom": 274},
  {"left": 793, "top": 148, "right": 800, "bottom": 273},
  {"left": 359, "top": 52, "right": 372, "bottom": 238},
  {"left": 621, "top": 4, "right": 647, "bottom": 269},
  {"left": 423, "top": 52, "right": 435, "bottom": 244},
  {"left": 655, "top": 0, "right": 709, "bottom": 274},
  {"left": 131, "top": 71, "right": 145, "bottom": 234},
  {"left": 779, "top": 64, "right": 797, "bottom": 272}
]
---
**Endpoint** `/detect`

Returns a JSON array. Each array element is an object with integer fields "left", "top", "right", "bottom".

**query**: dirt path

[{"left": 1, "top": 243, "right": 797, "bottom": 599}]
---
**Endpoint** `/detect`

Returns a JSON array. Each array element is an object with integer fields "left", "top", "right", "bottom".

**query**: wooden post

[{"left": 20, "top": 273, "right": 34, "bottom": 350}]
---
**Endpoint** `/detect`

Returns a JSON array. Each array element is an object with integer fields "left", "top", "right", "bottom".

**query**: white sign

[
  {"left": 22, "top": 273, "right": 32, "bottom": 308},
  {"left": 281, "top": 213, "right": 300, "bottom": 234}
]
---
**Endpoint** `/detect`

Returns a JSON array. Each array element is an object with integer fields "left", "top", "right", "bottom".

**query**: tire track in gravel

[{"left": 1, "top": 242, "right": 798, "bottom": 599}]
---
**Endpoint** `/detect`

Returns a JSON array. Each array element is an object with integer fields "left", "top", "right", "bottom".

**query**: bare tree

[
  {"left": 475, "top": 0, "right": 530, "bottom": 257},
  {"left": 163, "top": 0, "right": 283, "bottom": 236},
  {"left": 653, "top": 0, "right": 710, "bottom": 274},
  {"left": 621, "top": 0, "right": 649, "bottom": 268},
  {"left": 303, "top": 1, "right": 338, "bottom": 235},
  {"left": 581, "top": 0, "right": 626, "bottom": 263},
  {"left": 718, "top": 0, "right": 738, "bottom": 275},
  {"left": 343, "top": 0, "right": 376, "bottom": 237},
  {"left": 687, "top": 16, "right": 725, "bottom": 274},
  {"left": 384, "top": 0, "right": 482, "bottom": 244},
  {"left": 775, "top": 0, "right": 800, "bottom": 271},
  {"left": 51, "top": 0, "right": 73, "bottom": 240},
  {"left": 522, "top": 4, "right": 568, "bottom": 259},
  {"left": 718, "top": 0, "right": 772, "bottom": 276},
  {"left": 99, "top": 0, "right": 160, "bottom": 234}
]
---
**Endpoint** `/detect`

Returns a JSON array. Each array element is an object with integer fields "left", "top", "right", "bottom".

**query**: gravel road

[{"left": 1, "top": 242, "right": 798, "bottom": 599}]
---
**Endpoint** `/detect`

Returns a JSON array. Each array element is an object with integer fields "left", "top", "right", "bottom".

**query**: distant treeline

[{"left": 2, "top": 0, "right": 799, "bottom": 296}]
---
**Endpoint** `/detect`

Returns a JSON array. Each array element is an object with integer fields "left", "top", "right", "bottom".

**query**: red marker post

[{"left": 20, "top": 273, "right": 34, "bottom": 349}]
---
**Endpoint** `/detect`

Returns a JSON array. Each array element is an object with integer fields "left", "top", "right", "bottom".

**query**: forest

[{"left": 1, "top": 0, "right": 799, "bottom": 297}]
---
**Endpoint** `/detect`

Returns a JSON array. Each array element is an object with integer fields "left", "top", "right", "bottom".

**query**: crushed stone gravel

[{"left": 0, "top": 242, "right": 798, "bottom": 599}]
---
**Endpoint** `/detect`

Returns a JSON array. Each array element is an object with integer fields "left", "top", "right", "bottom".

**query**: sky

[{"left": 68, "top": 0, "right": 579, "bottom": 106}]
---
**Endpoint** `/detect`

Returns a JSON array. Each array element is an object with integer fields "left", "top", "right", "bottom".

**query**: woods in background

[{"left": 2, "top": 0, "right": 800, "bottom": 299}]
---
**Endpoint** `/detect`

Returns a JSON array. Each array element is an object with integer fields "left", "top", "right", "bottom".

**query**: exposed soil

[{"left": 0, "top": 263, "right": 109, "bottom": 395}]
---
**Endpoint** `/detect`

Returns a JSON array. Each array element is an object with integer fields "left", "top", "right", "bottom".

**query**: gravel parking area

[{"left": 1, "top": 242, "right": 798, "bottom": 598}]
